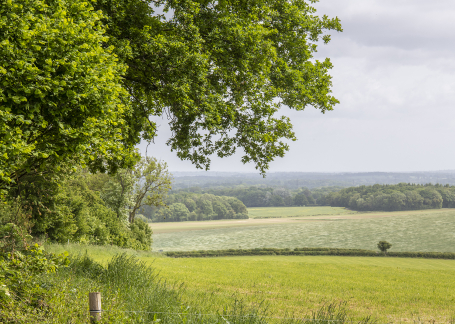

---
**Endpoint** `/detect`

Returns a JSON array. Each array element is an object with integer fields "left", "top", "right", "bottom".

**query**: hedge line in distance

[{"left": 164, "top": 247, "right": 455, "bottom": 260}]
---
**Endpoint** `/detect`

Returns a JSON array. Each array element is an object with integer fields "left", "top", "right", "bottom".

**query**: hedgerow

[{"left": 165, "top": 247, "right": 455, "bottom": 259}]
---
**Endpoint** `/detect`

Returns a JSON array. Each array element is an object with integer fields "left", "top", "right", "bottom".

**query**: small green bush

[
  {"left": 0, "top": 224, "right": 70, "bottom": 323},
  {"left": 377, "top": 241, "right": 392, "bottom": 254}
]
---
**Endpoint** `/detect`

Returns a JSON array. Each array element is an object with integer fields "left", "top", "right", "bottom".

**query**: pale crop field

[
  {"left": 148, "top": 255, "right": 455, "bottom": 322},
  {"left": 247, "top": 206, "right": 356, "bottom": 218},
  {"left": 151, "top": 209, "right": 455, "bottom": 252}
]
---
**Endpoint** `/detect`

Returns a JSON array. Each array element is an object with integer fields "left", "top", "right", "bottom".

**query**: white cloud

[{"left": 140, "top": 0, "right": 455, "bottom": 173}]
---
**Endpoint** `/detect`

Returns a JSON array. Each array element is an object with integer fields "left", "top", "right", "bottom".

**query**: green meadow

[
  {"left": 46, "top": 208, "right": 455, "bottom": 322},
  {"left": 149, "top": 255, "right": 455, "bottom": 322},
  {"left": 247, "top": 206, "right": 357, "bottom": 218},
  {"left": 46, "top": 243, "right": 455, "bottom": 322}
]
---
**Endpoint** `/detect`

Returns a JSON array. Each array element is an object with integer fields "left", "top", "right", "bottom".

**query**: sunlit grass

[
  {"left": 147, "top": 255, "right": 455, "bottom": 322},
  {"left": 47, "top": 242, "right": 455, "bottom": 322}
]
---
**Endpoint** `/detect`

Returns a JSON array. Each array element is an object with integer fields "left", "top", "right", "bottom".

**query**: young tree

[
  {"left": 377, "top": 241, "right": 392, "bottom": 254},
  {"left": 102, "top": 157, "right": 172, "bottom": 223}
]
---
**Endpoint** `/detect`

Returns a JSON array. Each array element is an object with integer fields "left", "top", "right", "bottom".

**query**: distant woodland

[
  {"left": 172, "top": 171, "right": 455, "bottom": 190},
  {"left": 319, "top": 183, "right": 455, "bottom": 211},
  {"left": 145, "top": 182, "right": 455, "bottom": 222},
  {"left": 140, "top": 192, "right": 248, "bottom": 222},
  {"left": 141, "top": 186, "right": 335, "bottom": 222}
]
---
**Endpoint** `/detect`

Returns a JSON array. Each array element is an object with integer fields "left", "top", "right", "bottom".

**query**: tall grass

[
  {"left": 39, "top": 244, "right": 375, "bottom": 323},
  {"left": 39, "top": 252, "right": 272, "bottom": 323}
]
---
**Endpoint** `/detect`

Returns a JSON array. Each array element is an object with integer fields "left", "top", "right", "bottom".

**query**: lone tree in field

[{"left": 377, "top": 241, "right": 392, "bottom": 254}]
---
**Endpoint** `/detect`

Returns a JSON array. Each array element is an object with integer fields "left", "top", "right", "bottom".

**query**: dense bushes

[
  {"left": 318, "top": 183, "right": 455, "bottom": 211},
  {"left": 165, "top": 247, "right": 455, "bottom": 259},
  {"left": 0, "top": 170, "right": 153, "bottom": 250},
  {"left": 0, "top": 224, "right": 70, "bottom": 322}
]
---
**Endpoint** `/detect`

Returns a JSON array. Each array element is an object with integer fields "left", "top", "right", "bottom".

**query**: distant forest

[
  {"left": 140, "top": 192, "right": 248, "bottom": 222},
  {"left": 186, "top": 186, "right": 336, "bottom": 208},
  {"left": 171, "top": 171, "right": 455, "bottom": 190},
  {"left": 144, "top": 183, "right": 455, "bottom": 222},
  {"left": 319, "top": 183, "right": 455, "bottom": 211}
]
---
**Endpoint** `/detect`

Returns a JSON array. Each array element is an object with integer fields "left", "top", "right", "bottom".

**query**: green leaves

[
  {"left": 0, "top": 0, "right": 138, "bottom": 193},
  {"left": 96, "top": 0, "right": 342, "bottom": 175},
  {"left": 101, "top": 156, "right": 172, "bottom": 223},
  {"left": 1, "top": 0, "right": 342, "bottom": 200}
]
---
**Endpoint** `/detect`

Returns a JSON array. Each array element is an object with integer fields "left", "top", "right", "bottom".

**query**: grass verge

[{"left": 35, "top": 244, "right": 375, "bottom": 323}]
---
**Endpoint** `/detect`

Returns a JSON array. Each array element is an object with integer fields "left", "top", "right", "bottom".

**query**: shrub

[
  {"left": 377, "top": 241, "right": 392, "bottom": 254},
  {"left": 0, "top": 228, "right": 69, "bottom": 322}
]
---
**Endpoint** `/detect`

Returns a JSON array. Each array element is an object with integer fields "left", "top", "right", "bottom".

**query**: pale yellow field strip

[{"left": 150, "top": 208, "right": 455, "bottom": 233}]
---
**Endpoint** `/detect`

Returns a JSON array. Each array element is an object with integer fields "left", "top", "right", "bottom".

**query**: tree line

[
  {"left": 173, "top": 186, "right": 339, "bottom": 208},
  {"left": 174, "top": 183, "right": 455, "bottom": 212},
  {"left": 318, "top": 183, "right": 455, "bottom": 211},
  {"left": 140, "top": 192, "right": 248, "bottom": 222}
]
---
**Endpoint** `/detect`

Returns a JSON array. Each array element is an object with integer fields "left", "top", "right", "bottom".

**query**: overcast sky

[{"left": 139, "top": 0, "right": 455, "bottom": 173}]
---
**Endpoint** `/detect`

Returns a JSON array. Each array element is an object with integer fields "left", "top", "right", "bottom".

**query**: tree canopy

[
  {"left": 1, "top": 0, "right": 342, "bottom": 189},
  {"left": 93, "top": 0, "right": 342, "bottom": 174},
  {"left": 0, "top": 0, "right": 138, "bottom": 195}
]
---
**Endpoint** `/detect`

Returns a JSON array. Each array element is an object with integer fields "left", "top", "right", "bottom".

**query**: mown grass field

[
  {"left": 148, "top": 255, "right": 455, "bottom": 322},
  {"left": 47, "top": 244, "right": 455, "bottom": 322},
  {"left": 151, "top": 208, "right": 455, "bottom": 252},
  {"left": 247, "top": 206, "right": 357, "bottom": 218}
]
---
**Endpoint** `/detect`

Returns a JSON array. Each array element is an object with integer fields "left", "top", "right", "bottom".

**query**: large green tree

[
  {"left": 94, "top": 0, "right": 342, "bottom": 174},
  {"left": 0, "top": 0, "right": 137, "bottom": 195},
  {"left": 1, "top": 0, "right": 341, "bottom": 196}
]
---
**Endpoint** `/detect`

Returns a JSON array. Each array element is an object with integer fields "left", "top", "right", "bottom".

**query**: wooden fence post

[{"left": 89, "top": 292, "right": 102, "bottom": 323}]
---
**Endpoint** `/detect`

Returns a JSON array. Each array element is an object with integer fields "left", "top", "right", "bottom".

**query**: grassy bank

[
  {"left": 41, "top": 244, "right": 378, "bottom": 323},
  {"left": 46, "top": 243, "right": 455, "bottom": 323}
]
